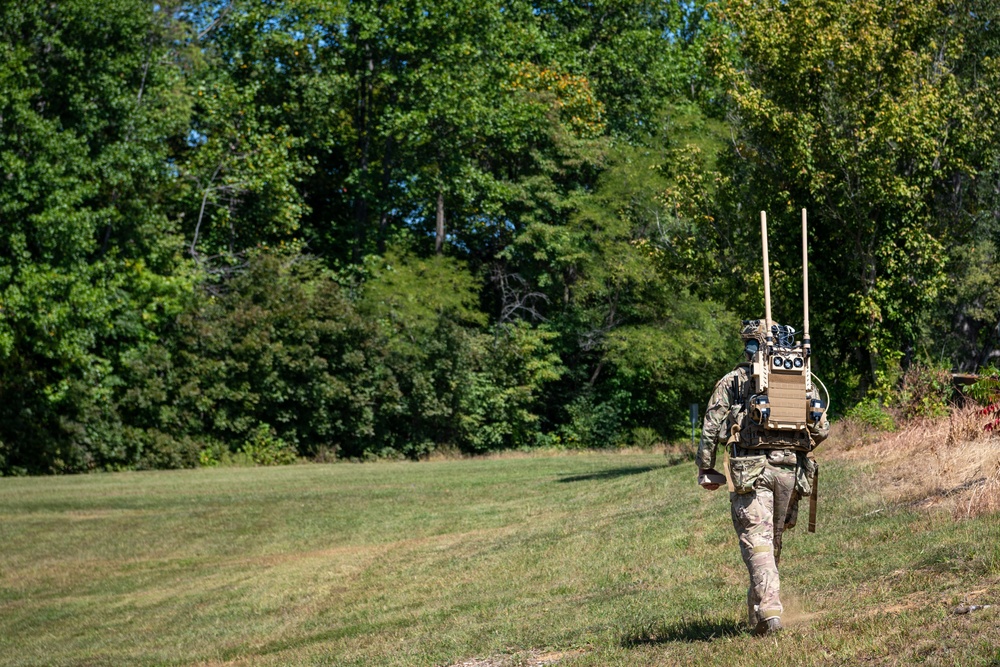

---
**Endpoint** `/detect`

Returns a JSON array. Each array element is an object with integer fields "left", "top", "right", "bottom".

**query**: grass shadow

[
  {"left": 621, "top": 617, "right": 746, "bottom": 646},
  {"left": 557, "top": 466, "right": 663, "bottom": 483}
]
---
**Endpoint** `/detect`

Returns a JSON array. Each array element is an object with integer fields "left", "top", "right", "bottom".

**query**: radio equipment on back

[{"left": 738, "top": 209, "right": 829, "bottom": 452}]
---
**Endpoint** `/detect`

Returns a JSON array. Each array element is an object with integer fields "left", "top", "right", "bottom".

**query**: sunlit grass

[{"left": 1, "top": 451, "right": 998, "bottom": 666}]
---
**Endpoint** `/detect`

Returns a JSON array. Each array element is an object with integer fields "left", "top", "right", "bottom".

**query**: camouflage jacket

[{"left": 696, "top": 363, "right": 830, "bottom": 471}]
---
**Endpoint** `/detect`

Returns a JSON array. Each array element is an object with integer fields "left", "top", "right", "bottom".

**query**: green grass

[{"left": 1, "top": 453, "right": 999, "bottom": 666}]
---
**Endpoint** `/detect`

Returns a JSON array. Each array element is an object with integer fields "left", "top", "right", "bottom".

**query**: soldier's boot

[{"left": 752, "top": 616, "right": 783, "bottom": 637}]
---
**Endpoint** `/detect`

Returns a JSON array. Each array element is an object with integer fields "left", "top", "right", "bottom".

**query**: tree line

[{"left": 1, "top": 0, "right": 998, "bottom": 473}]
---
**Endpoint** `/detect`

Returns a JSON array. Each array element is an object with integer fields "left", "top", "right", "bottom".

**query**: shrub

[
  {"left": 134, "top": 429, "right": 203, "bottom": 470},
  {"left": 240, "top": 424, "right": 298, "bottom": 466},
  {"left": 118, "top": 250, "right": 390, "bottom": 462},
  {"left": 456, "top": 322, "right": 564, "bottom": 453},
  {"left": 630, "top": 427, "right": 661, "bottom": 449},
  {"left": 560, "top": 392, "right": 625, "bottom": 448},
  {"left": 894, "top": 363, "right": 953, "bottom": 420},
  {"left": 844, "top": 397, "right": 897, "bottom": 431},
  {"left": 966, "top": 366, "right": 1000, "bottom": 431}
]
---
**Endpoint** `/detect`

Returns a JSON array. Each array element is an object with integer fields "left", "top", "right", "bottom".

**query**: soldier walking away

[
  {"left": 696, "top": 322, "right": 829, "bottom": 635},
  {"left": 695, "top": 211, "right": 830, "bottom": 636}
]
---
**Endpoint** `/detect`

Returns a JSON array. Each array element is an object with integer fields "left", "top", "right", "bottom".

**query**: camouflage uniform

[{"left": 697, "top": 363, "right": 829, "bottom": 629}]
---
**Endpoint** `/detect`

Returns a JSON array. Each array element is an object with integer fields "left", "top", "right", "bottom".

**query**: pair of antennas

[
  {"left": 761, "top": 209, "right": 810, "bottom": 356},
  {"left": 748, "top": 209, "right": 825, "bottom": 431}
]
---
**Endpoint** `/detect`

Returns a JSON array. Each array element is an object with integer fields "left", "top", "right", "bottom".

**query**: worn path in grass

[{"left": 1, "top": 452, "right": 999, "bottom": 666}]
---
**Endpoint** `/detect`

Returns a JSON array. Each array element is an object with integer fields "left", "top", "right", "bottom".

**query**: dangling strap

[
  {"left": 723, "top": 448, "right": 735, "bottom": 493},
  {"left": 808, "top": 465, "right": 819, "bottom": 533}
]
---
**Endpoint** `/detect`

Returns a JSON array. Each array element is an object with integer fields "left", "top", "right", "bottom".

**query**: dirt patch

[
  {"left": 779, "top": 594, "right": 826, "bottom": 627},
  {"left": 524, "top": 650, "right": 588, "bottom": 666},
  {"left": 855, "top": 592, "right": 928, "bottom": 617},
  {"left": 446, "top": 648, "right": 589, "bottom": 667}
]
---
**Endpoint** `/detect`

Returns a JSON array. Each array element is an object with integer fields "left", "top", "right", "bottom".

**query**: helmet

[
  {"left": 741, "top": 319, "right": 797, "bottom": 350},
  {"left": 740, "top": 319, "right": 767, "bottom": 345}
]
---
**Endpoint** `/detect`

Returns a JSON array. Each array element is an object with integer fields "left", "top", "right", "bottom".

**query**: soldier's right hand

[{"left": 698, "top": 468, "right": 726, "bottom": 490}]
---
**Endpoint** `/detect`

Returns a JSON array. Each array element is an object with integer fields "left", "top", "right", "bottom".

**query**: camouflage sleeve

[
  {"left": 807, "top": 384, "right": 831, "bottom": 443},
  {"left": 696, "top": 372, "right": 735, "bottom": 470}
]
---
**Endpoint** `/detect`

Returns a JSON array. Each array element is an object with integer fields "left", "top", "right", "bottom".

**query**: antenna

[
  {"left": 802, "top": 208, "right": 810, "bottom": 357},
  {"left": 761, "top": 211, "right": 773, "bottom": 349}
]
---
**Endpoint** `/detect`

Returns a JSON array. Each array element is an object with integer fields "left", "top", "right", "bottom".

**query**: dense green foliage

[
  {"left": 705, "top": 0, "right": 1000, "bottom": 405},
  {"left": 0, "top": 0, "right": 195, "bottom": 472},
  {"left": 2, "top": 0, "right": 1000, "bottom": 472}
]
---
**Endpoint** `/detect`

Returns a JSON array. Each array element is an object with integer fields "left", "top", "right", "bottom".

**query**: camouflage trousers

[{"left": 729, "top": 464, "right": 799, "bottom": 627}]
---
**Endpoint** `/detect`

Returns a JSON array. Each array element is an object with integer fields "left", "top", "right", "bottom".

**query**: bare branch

[
  {"left": 190, "top": 162, "right": 225, "bottom": 258},
  {"left": 490, "top": 264, "right": 549, "bottom": 324},
  {"left": 198, "top": 1, "right": 233, "bottom": 40}
]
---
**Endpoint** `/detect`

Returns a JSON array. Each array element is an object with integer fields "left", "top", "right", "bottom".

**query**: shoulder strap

[{"left": 730, "top": 363, "right": 752, "bottom": 405}]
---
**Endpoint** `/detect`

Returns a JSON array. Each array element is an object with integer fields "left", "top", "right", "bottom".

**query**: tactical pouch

[
  {"left": 729, "top": 455, "right": 766, "bottom": 494},
  {"left": 739, "top": 420, "right": 815, "bottom": 452},
  {"left": 726, "top": 404, "right": 747, "bottom": 444},
  {"left": 794, "top": 454, "right": 817, "bottom": 496}
]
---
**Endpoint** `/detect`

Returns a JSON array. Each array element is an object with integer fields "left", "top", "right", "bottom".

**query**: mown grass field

[{"left": 2, "top": 450, "right": 999, "bottom": 667}]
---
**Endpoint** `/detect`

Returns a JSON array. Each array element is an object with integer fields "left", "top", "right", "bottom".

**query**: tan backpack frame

[{"left": 741, "top": 210, "right": 827, "bottom": 452}]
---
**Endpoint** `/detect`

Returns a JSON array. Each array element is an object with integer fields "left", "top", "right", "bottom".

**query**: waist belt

[{"left": 731, "top": 445, "right": 798, "bottom": 467}]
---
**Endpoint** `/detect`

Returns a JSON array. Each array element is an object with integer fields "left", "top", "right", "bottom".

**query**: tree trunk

[
  {"left": 352, "top": 38, "right": 374, "bottom": 262},
  {"left": 435, "top": 190, "right": 445, "bottom": 255},
  {"left": 376, "top": 134, "right": 395, "bottom": 254}
]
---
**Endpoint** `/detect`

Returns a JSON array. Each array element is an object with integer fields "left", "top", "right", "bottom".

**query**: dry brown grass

[{"left": 826, "top": 404, "right": 1000, "bottom": 517}]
